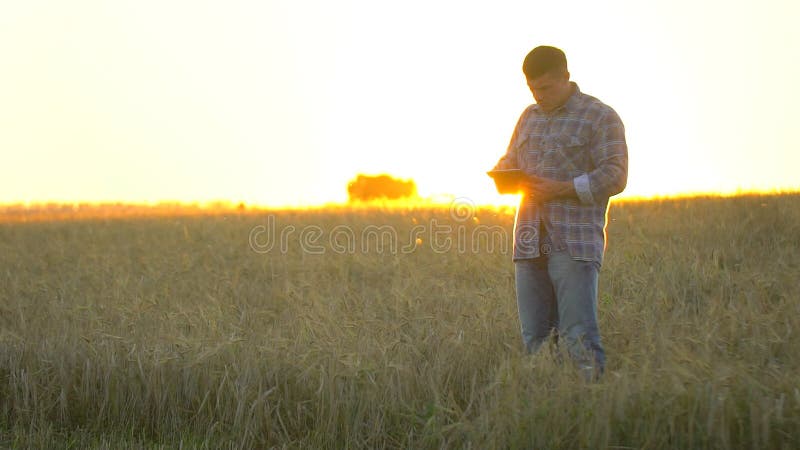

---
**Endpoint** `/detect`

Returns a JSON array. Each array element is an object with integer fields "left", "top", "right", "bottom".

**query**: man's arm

[
  {"left": 573, "top": 109, "right": 628, "bottom": 204},
  {"left": 493, "top": 107, "right": 532, "bottom": 171}
]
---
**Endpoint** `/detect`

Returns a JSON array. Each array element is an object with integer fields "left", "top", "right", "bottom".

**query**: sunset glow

[{"left": 2, "top": 0, "right": 798, "bottom": 209}]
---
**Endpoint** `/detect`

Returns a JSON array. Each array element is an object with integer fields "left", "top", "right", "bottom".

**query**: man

[{"left": 493, "top": 46, "right": 627, "bottom": 380}]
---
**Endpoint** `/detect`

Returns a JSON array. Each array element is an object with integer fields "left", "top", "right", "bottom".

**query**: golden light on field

[
  {"left": 3, "top": 194, "right": 800, "bottom": 445},
  {"left": 1, "top": 0, "right": 798, "bottom": 209}
]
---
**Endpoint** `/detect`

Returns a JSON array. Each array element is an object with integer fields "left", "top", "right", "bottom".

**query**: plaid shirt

[{"left": 494, "top": 83, "right": 627, "bottom": 265}]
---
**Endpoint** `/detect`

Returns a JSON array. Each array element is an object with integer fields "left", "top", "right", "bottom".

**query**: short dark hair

[{"left": 522, "top": 46, "right": 568, "bottom": 80}]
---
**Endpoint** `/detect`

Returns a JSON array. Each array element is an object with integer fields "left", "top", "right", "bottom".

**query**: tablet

[
  {"left": 487, "top": 168, "right": 525, "bottom": 178},
  {"left": 487, "top": 169, "right": 527, "bottom": 194}
]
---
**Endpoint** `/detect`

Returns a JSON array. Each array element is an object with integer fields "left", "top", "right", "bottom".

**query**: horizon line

[
  {"left": 2, "top": 187, "right": 800, "bottom": 209},
  {"left": 1, "top": 189, "right": 799, "bottom": 224}
]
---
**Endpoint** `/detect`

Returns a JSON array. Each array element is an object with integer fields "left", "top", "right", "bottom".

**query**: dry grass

[{"left": 1, "top": 195, "right": 799, "bottom": 449}]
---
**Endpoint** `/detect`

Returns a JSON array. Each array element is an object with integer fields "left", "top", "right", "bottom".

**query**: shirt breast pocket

[{"left": 553, "top": 134, "right": 591, "bottom": 175}]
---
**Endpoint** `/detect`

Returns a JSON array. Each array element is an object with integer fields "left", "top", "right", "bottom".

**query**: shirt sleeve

[
  {"left": 493, "top": 108, "right": 530, "bottom": 170},
  {"left": 574, "top": 108, "right": 628, "bottom": 204}
]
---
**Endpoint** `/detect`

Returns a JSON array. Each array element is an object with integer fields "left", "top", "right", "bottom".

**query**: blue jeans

[{"left": 515, "top": 249, "right": 606, "bottom": 377}]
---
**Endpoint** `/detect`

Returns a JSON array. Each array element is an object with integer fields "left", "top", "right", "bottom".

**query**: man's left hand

[{"left": 526, "top": 176, "right": 576, "bottom": 202}]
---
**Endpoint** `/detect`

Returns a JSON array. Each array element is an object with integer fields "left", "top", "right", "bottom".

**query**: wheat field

[{"left": 1, "top": 195, "right": 799, "bottom": 449}]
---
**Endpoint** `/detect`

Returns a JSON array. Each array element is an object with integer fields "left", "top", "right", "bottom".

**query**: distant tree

[{"left": 347, "top": 174, "right": 417, "bottom": 202}]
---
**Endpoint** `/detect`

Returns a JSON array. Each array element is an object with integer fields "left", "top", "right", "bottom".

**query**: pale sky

[{"left": 2, "top": 0, "right": 798, "bottom": 207}]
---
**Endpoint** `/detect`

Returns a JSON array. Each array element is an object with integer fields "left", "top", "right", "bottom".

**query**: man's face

[{"left": 526, "top": 69, "right": 571, "bottom": 113}]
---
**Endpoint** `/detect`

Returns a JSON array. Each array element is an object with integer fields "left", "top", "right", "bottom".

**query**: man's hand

[{"left": 525, "top": 176, "right": 576, "bottom": 202}]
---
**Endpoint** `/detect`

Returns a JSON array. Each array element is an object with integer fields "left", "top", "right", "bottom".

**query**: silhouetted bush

[{"left": 347, "top": 174, "right": 417, "bottom": 202}]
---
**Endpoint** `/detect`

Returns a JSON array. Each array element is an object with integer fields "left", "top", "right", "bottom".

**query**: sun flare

[{"left": 1, "top": 1, "right": 798, "bottom": 207}]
